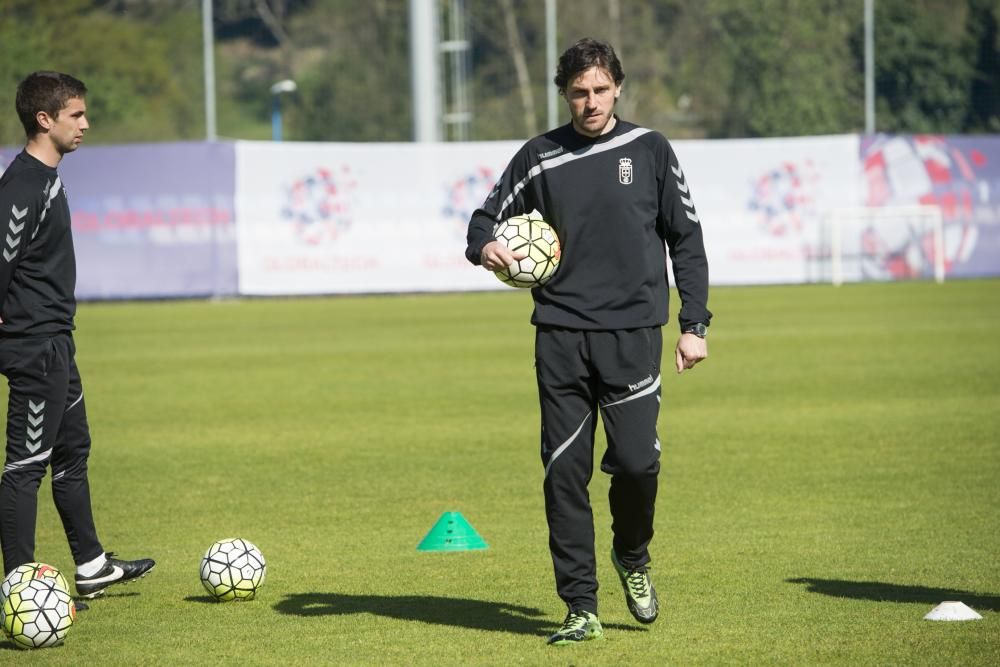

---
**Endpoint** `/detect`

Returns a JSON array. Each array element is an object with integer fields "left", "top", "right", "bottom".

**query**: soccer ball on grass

[
  {"left": 493, "top": 213, "right": 561, "bottom": 288},
  {"left": 200, "top": 538, "right": 266, "bottom": 602},
  {"left": 1, "top": 562, "right": 71, "bottom": 601},
  {"left": 1, "top": 578, "right": 75, "bottom": 649}
]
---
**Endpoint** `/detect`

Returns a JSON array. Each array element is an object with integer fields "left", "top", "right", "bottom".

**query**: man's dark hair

[
  {"left": 554, "top": 38, "right": 625, "bottom": 93},
  {"left": 15, "top": 71, "right": 88, "bottom": 137}
]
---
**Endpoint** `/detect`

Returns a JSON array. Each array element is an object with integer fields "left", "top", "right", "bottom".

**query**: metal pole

[
  {"left": 932, "top": 207, "right": 945, "bottom": 283},
  {"left": 409, "top": 0, "right": 441, "bottom": 142},
  {"left": 441, "top": 0, "right": 471, "bottom": 141},
  {"left": 271, "top": 96, "right": 282, "bottom": 141},
  {"left": 269, "top": 80, "right": 297, "bottom": 142},
  {"left": 546, "top": 0, "right": 558, "bottom": 130},
  {"left": 202, "top": 0, "right": 217, "bottom": 141},
  {"left": 831, "top": 211, "right": 843, "bottom": 287},
  {"left": 864, "top": 0, "right": 875, "bottom": 134}
]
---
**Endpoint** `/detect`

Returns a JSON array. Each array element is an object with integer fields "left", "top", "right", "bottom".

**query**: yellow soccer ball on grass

[
  {"left": 1, "top": 578, "right": 76, "bottom": 649},
  {"left": 200, "top": 538, "right": 267, "bottom": 602},
  {"left": 1, "top": 562, "right": 71, "bottom": 601}
]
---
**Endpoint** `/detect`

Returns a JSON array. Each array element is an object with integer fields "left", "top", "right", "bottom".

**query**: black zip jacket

[
  {"left": 0, "top": 151, "right": 76, "bottom": 336},
  {"left": 467, "top": 119, "right": 711, "bottom": 332}
]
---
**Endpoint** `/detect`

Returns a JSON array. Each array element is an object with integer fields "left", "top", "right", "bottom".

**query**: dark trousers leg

[
  {"left": 595, "top": 328, "right": 663, "bottom": 569},
  {"left": 536, "top": 327, "right": 600, "bottom": 614},
  {"left": 0, "top": 335, "right": 102, "bottom": 574},
  {"left": 50, "top": 341, "right": 102, "bottom": 566}
]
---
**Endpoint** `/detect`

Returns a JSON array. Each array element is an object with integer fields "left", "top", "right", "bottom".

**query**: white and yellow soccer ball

[
  {"left": 1, "top": 562, "right": 71, "bottom": 602},
  {"left": 493, "top": 213, "right": 561, "bottom": 288},
  {"left": 1, "top": 578, "right": 76, "bottom": 649},
  {"left": 200, "top": 538, "right": 266, "bottom": 602}
]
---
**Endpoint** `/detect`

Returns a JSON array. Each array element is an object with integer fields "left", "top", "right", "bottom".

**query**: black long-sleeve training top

[
  {"left": 0, "top": 150, "right": 76, "bottom": 336},
  {"left": 466, "top": 119, "right": 711, "bottom": 332}
]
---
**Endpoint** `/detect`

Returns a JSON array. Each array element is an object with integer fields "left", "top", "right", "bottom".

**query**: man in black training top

[
  {"left": 466, "top": 39, "right": 711, "bottom": 645},
  {"left": 0, "top": 72, "right": 154, "bottom": 602}
]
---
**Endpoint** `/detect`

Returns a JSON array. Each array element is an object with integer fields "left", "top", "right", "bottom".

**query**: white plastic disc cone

[{"left": 923, "top": 601, "right": 983, "bottom": 621}]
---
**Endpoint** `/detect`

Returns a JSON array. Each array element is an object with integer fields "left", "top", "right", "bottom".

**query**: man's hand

[
  {"left": 480, "top": 240, "right": 527, "bottom": 272},
  {"left": 675, "top": 333, "right": 707, "bottom": 373}
]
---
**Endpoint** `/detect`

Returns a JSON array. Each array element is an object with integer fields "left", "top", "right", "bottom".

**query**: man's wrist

[{"left": 682, "top": 322, "right": 708, "bottom": 338}]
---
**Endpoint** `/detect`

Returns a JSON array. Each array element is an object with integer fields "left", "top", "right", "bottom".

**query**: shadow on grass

[
  {"left": 0, "top": 640, "right": 72, "bottom": 651},
  {"left": 788, "top": 578, "right": 1000, "bottom": 611},
  {"left": 94, "top": 590, "right": 141, "bottom": 599},
  {"left": 73, "top": 591, "right": 141, "bottom": 604},
  {"left": 0, "top": 642, "right": 27, "bottom": 651},
  {"left": 184, "top": 595, "right": 224, "bottom": 604},
  {"left": 273, "top": 593, "right": 645, "bottom": 637}
]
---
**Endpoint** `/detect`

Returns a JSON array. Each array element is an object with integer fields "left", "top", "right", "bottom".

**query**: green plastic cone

[{"left": 417, "top": 511, "right": 488, "bottom": 552}]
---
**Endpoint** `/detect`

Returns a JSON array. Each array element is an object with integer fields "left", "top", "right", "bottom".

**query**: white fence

[{"left": 5, "top": 132, "right": 995, "bottom": 300}]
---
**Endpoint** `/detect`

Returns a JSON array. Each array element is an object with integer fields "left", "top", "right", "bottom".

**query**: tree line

[{"left": 0, "top": 0, "right": 997, "bottom": 145}]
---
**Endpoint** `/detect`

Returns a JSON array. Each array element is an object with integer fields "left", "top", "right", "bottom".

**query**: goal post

[{"left": 823, "top": 205, "right": 945, "bottom": 286}]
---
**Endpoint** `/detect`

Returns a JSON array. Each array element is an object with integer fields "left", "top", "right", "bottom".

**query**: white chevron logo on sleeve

[
  {"left": 672, "top": 164, "right": 700, "bottom": 225},
  {"left": 672, "top": 165, "right": 690, "bottom": 193},
  {"left": 5, "top": 203, "right": 27, "bottom": 262},
  {"left": 28, "top": 413, "right": 43, "bottom": 427},
  {"left": 27, "top": 427, "right": 42, "bottom": 440},
  {"left": 29, "top": 399, "right": 45, "bottom": 413}
]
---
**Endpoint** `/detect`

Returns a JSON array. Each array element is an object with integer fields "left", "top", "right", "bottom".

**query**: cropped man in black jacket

[{"left": 0, "top": 71, "right": 154, "bottom": 601}]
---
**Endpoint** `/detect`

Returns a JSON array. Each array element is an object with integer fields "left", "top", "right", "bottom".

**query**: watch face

[{"left": 689, "top": 323, "right": 707, "bottom": 336}]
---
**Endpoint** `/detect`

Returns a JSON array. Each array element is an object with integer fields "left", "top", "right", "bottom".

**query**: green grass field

[{"left": 3, "top": 280, "right": 999, "bottom": 664}]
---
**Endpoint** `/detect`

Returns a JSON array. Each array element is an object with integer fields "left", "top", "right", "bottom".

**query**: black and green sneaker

[
  {"left": 546, "top": 610, "right": 604, "bottom": 645},
  {"left": 611, "top": 548, "right": 659, "bottom": 623}
]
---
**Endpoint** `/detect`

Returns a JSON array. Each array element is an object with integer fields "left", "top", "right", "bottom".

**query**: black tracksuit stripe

[{"left": 493, "top": 127, "right": 654, "bottom": 221}]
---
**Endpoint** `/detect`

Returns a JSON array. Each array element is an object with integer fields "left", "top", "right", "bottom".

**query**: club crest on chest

[{"left": 618, "top": 157, "right": 633, "bottom": 185}]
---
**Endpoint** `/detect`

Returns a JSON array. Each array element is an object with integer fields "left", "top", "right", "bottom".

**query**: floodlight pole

[
  {"left": 864, "top": 0, "right": 875, "bottom": 134},
  {"left": 409, "top": 0, "right": 441, "bottom": 142},
  {"left": 546, "top": 0, "right": 558, "bottom": 130},
  {"left": 202, "top": 0, "right": 217, "bottom": 141}
]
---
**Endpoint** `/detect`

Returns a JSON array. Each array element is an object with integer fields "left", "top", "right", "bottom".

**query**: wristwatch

[{"left": 683, "top": 323, "right": 708, "bottom": 338}]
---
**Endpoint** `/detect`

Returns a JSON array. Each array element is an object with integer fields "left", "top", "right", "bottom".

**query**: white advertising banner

[
  {"left": 236, "top": 134, "right": 861, "bottom": 295},
  {"left": 676, "top": 134, "right": 861, "bottom": 284},
  {"left": 235, "top": 140, "right": 522, "bottom": 295}
]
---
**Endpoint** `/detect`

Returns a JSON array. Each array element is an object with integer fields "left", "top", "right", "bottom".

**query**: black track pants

[
  {"left": 0, "top": 334, "right": 103, "bottom": 574},
  {"left": 535, "top": 326, "right": 663, "bottom": 614}
]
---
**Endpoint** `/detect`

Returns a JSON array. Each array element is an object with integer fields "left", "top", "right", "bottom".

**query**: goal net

[{"left": 816, "top": 205, "right": 945, "bottom": 286}]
